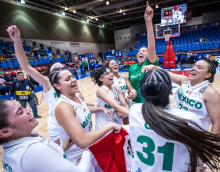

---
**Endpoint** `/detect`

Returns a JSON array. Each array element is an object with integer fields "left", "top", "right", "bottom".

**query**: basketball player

[
  {"left": 7, "top": 26, "right": 101, "bottom": 146},
  {"left": 0, "top": 99, "right": 94, "bottom": 172},
  {"left": 90, "top": 66, "right": 129, "bottom": 131},
  {"left": 49, "top": 67, "right": 121, "bottom": 170},
  {"left": 129, "top": 69, "right": 220, "bottom": 172},
  {"left": 125, "top": 1, "right": 157, "bottom": 104},
  {"left": 141, "top": 59, "right": 220, "bottom": 133}
]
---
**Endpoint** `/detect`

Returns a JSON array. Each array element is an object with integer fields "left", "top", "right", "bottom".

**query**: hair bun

[{"left": 212, "top": 60, "right": 219, "bottom": 68}]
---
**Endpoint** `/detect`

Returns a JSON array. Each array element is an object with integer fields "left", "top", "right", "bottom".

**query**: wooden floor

[{"left": 0, "top": 70, "right": 220, "bottom": 172}]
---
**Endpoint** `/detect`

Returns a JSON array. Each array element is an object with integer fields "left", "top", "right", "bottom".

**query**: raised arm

[
  {"left": 7, "top": 26, "right": 51, "bottom": 92},
  {"left": 55, "top": 102, "right": 121, "bottom": 149},
  {"left": 97, "top": 87, "right": 129, "bottom": 116},
  {"left": 141, "top": 64, "right": 188, "bottom": 86},
  {"left": 145, "top": 1, "right": 157, "bottom": 64}
]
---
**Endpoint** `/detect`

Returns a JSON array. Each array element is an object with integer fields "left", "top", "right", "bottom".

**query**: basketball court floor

[{"left": 0, "top": 69, "right": 220, "bottom": 172}]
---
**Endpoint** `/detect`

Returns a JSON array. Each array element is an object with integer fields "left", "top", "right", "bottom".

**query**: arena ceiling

[{"left": 12, "top": 0, "right": 220, "bottom": 30}]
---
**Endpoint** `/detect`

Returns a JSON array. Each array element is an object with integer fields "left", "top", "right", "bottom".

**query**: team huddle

[{"left": 1, "top": 2, "right": 220, "bottom": 172}]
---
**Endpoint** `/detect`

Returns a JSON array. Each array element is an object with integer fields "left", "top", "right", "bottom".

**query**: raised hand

[
  {"left": 144, "top": 1, "right": 154, "bottom": 23},
  {"left": 6, "top": 25, "right": 21, "bottom": 43}
]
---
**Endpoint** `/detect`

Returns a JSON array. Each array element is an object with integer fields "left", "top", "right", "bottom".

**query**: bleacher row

[
  {"left": 127, "top": 27, "right": 220, "bottom": 56},
  {"left": 1, "top": 57, "right": 65, "bottom": 70}
]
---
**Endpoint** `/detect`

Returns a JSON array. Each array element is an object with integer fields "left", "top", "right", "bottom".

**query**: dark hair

[
  {"left": 0, "top": 100, "right": 11, "bottom": 144},
  {"left": 141, "top": 69, "right": 220, "bottom": 171},
  {"left": 90, "top": 66, "right": 108, "bottom": 87},
  {"left": 43, "top": 62, "right": 62, "bottom": 76},
  {"left": 48, "top": 67, "right": 71, "bottom": 97},
  {"left": 201, "top": 59, "right": 218, "bottom": 83},
  {"left": 16, "top": 71, "right": 23, "bottom": 76},
  {"left": 106, "top": 59, "right": 115, "bottom": 68}
]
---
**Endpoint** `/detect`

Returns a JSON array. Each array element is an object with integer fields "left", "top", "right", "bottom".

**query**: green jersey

[
  {"left": 129, "top": 58, "right": 157, "bottom": 103},
  {"left": 83, "top": 61, "right": 88, "bottom": 67}
]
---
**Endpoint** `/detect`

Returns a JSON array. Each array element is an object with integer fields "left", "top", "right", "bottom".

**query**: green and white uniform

[
  {"left": 55, "top": 94, "right": 93, "bottom": 165},
  {"left": 129, "top": 59, "right": 157, "bottom": 103},
  {"left": 174, "top": 80, "right": 211, "bottom": 131},
  {"left": 113, "top": 75, "right": 127, "bottom": 96},
  {"left": 129, "top": 103, "right": 202, "bottom": 172},
  {"left": 95, "top": 85, "right": 124, "bottom": 131}
]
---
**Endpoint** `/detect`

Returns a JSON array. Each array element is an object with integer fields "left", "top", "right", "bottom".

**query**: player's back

[{"left": 129, "top": 103, "right": 202, "bottom": 172}]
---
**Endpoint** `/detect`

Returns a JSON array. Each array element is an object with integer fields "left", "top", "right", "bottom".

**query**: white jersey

[
  {"left": 129, "top": 103, "right": 202, "bottom": 172},
  {"left": 174, "top": 80, "right": 211, "bottom": 131},
  {"left": 2, "top": 131, "right": 65, "bottom": 172},
  {"left": 113, "top": 75, "right": 127, "bottom": 96},
  {"left": 95, "top": 85, "right": 123, "bottom": 130},
  {"left": 43, "top": 87, "right": 59, "bottom": 141},
  {"left": 55, "top": 94, "right": 93, "bottom": 164}
]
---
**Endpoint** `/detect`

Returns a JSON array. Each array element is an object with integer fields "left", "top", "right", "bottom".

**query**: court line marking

[{"left": 83, "top": 78, "right": 96, "bottom": 95}]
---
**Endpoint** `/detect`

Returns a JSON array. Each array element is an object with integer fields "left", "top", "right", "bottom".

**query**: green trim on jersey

[{"left": 129, "top": 58, "right": 157, "bottom": 103}]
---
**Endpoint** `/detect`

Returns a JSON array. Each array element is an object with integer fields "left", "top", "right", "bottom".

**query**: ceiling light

[
  {"left": 156, "top": 4, "right": 158, "bottom": 8},
  {"left": 91, "top": 16, "right": 94, "bottom": 19},
  {"left": 62, "top": 12, "right": 65, "bottom": 16},
  {"left": 119, "top": 9, "right": 122, "bottom": 13},
  {"left": 73, "top": 10, "right": 76, "bottom": 13},
  {"left": 20, "top": 0, "right": 25, "bottom": 4},
  {"left": 96, "top": 18, "right": 98, "bottom": 21},
  {"left": 123, "top": 12, "right": 125, "bottom": 15},
  {"left": 65, "top": 6, "right": 68, "bottom": 10},
  {"left": 103, "top": 24, "right": 105, "bottom": 27},
  {"left": 106, "top": 1, "right": 109, "bottom": 5},
  {"left": 87, "top": 20, "right": 89, "bottom": 23}
]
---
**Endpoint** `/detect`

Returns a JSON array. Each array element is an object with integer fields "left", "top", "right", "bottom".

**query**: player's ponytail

[{"left": 141, "top": 69, "right": 220, "bottom": 171}]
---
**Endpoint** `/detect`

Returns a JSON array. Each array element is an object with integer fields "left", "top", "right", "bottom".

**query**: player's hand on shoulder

[
  {"left": 116, "top": 111, "right": 124, "bottom": 118},
  {"left": 62, "top": 137, "right": 74, "bottom": 151},
  {"left": 141, "top": 64, "right": 156, "bottom": 74}
]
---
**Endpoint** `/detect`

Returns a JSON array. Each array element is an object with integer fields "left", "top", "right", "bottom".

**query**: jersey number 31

[{"left": 137, "top": 136, "right": 174, "bottom": 171}]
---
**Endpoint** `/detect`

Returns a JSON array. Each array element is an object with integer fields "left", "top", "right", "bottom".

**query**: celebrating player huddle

[{"left": 1, "top": 1, "right": 220, "bottom": 172}]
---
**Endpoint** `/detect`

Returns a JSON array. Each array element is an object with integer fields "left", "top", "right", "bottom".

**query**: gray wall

[
  {"left": 0, "top": 1, "right": 115, "bottom": 44},
  {"left": 203, "top": 11, "right": 220, "bottom": 24}
]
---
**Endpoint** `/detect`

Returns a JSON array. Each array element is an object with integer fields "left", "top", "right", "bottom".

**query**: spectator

[
  {"left": 186, "top": 51, "right": 193, "bottom": 64},
  {"left": 111, "top": 49, "right": 115, "bottom": 55},
  {"left": 195, "top": 38, "right": 199, "bottom": 44},
  {"left": 89, "top": 59, "right": 94, "bottom": 71},
  {"left": 177, "top": 50, "right": 182, "bottom": 67},
  {"left": 10, "top": 71, "right": 41, "bottom": 118},
  {"left": 2, "top": 47, "right": 9, "bottom": 54},
  {"left": 0, "top": 53, "right": 4, "bottom": 61},
  {"left": 82, "top": 59, "right": 88, "bottom": 74},
  {"left": 79, "top": 60, "right": 84, "bottom": 75},
  {"left": 94, "top": 61, "right": 99, "bottom": 68},
  {"left": 213, "top": 52, "right": 216, "bottom": 56},
  {"left": 32, "top": 46, "right": 38, "bottom": 58},
  {"left": 199, "top": 37, "right": 203, "bottom": 43},
  {"left": 0, "top": 76, "right": 9, "bottom": 95},
  {"left": 204, "top": 37, "right": 208, "bottom": 43},
  {"left": 40, "top": 51, "right": 45, "bottom": 57},
  {"left": 49, "top": 54, "right": 53, "bottom": 63},
  {"left": 7, "top": 48, "right": 13, "bottom": 54},
  {"left": 98, "top": 58, "right": 103, "bottom": 67},
  {"left": 75, "top": 62, "right": 81, "bottom": 79},
  {"left": 206, "top": 53, "right": 210, "bottom": 60},
  {"left": 4, "top": 73, "right": 14, "bottom": 86}
]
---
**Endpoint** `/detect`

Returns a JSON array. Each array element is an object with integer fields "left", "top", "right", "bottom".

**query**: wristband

[{"left": 130, "top": 89, "right": 137, "bottom": 93}]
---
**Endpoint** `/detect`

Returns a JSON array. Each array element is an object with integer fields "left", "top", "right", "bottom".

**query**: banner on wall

[
  {"left": 104, "top": 52, "right": 115, "bottom": 61},
  {"left": 78, "top": 54, "right": 85, "bottom": 61},
  {"left": 186, "top": 10, "right": 192, "bottom": 21},
  {"left": 115, "top": 51, "right": 122, "bottom": 58},
  {"left": 73, "top": 55, "right": 78, "bottom": 62}
]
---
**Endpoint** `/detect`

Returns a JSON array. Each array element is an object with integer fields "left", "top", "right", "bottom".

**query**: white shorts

[{"left": 47, "top": 116, "right": 59, "bottom": 142}]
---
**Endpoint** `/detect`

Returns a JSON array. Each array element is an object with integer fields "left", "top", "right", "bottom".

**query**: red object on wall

[
  {"left": 4, "top": 72, "right": 11, "bottom": 76},
  {"left": 37, "top": 67, "right": 42, "bottom": 72},
  {"left": 73, "top": 55, "right": 79, "bottom": 62},
  {"left": 163, "top": 41, "right": 176, "bottom": 68},
  {"left": 12, "top": 71, "right": 17, "bottom": 75}
]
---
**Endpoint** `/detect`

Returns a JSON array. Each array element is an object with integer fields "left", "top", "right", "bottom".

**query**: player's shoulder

[
  {"left": 129, "top": 63, "right": 138, "bottom": 70},
  {"left": 169, "top": 108, "right": 201, "bottom": 125}
]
